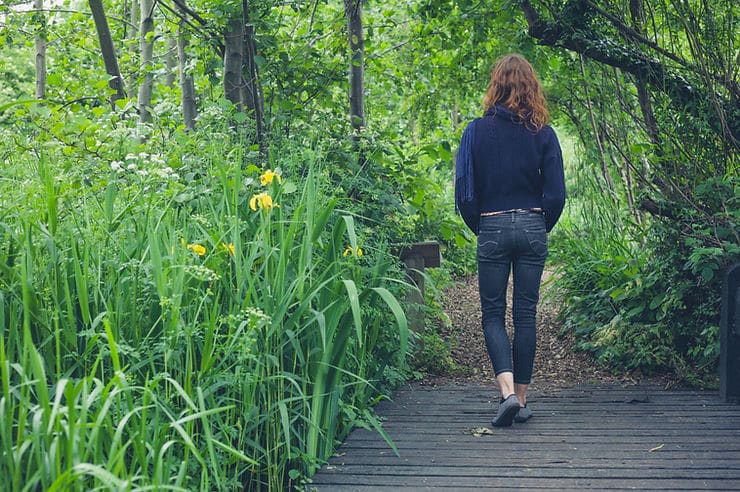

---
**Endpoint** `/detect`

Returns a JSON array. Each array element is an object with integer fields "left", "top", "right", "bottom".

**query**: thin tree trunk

[
  {"left": 578, "top": 55, "right": 614, "bottom": 193},
  {"left": 88, "top": 0, "right": 126, "bottom": 107},
  {"left": 629, "top": 0, "right": 660, "bottom": 146},
  {"left": 242, "top": 0, "right": 265, "bottom": 150},
  {"left": 609, "top": 70, "right": 640, "bottom": 223},
  {"left": 223, "top": 17, "right": 243, "bottom": 109},
  {"left": 137, "top": 0, "right": 154, "bottom": 125},
  {"left": 177, "top": 0, "right": 197, "bottom": 130},
  {"left": 34, "top": 0, "right": 46, "bottom": 99},
  {"left": 165, "top": 36, "right": 177, "bottom": 88},
  {"left": 345, "top": 0, "right": 365, "bottom": 143},
  {"left": 130, "top": 0, "right": 138, "bottom": 38}
]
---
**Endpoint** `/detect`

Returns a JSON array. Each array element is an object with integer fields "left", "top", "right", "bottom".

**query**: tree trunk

[
  {"left": 34, "top": 0, "right": 46, "bottom": 99},
  {"left": 578, "top": 55, "right": 614, "bottom": 194},
  {"left": 177, "top": 0, "right": 197, "bottom": 130},
  {"left": 137, "top": 0, "right": 154, "bottom": 125},
  {"left": 628, "top": 0, "right": 660, "bottom": 146},
  {"left": 223, "top": 17, "right": 243, "bottom": 109},
  {"left": 345, "top": 0, "right": 365, "bottom": 143},
  {"left": 129, "top": 0, "right": 139, "bottom": 38},
  {"left": 242, "top": 0, "right": 265, "bottom": 150},
  {"left": 88, "top": 0, "right": 126, "bottom": 107},
  {"left": 165, "top": 36, "right": 177, "bottom": 88}
]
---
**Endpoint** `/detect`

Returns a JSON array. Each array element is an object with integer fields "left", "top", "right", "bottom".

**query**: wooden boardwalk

[{"left": 310, "top": 383, "right": 740, "bottom": 491}]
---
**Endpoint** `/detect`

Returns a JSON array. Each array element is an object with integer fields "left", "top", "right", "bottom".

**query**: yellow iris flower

[
  {"left": 260, "top": 169, "right": 282, "bottom": 186},
  {"left": 343, "top": 246, "right": 363, "bottom": 257},
  {"left": 250, "top": 192, "right": 275, "bottom": 211},
  {"left": 222, "top": 242, "right": 235, "bottom": 256},
  {"left": 187, "top": 243, "right": 206, "bottom": 256}
]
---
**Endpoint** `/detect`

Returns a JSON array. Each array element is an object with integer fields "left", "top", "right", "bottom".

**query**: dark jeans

[{"left": 477, "top": 211, "right": 548, "bottom": 384}]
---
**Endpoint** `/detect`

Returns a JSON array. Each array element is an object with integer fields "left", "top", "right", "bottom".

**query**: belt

[{"left": 480, "top": 208, "right": 543, "bottom": 217}]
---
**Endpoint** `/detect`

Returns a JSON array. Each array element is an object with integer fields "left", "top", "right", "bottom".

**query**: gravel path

[{"left": 427, "top": 272, "right": 677, "bottom": 392}]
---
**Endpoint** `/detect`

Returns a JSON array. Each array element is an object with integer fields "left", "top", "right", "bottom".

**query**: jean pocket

[
  {"left": 477, "top": 231, "right": 502, "bottom": 259},
  {"left": 524, "top": 229, "right": 548, "bottom": 257}
]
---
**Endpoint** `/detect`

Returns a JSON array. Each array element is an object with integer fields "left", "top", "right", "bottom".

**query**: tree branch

[{"left": 517, "top": 0, "right": 738, "bottom": 144}]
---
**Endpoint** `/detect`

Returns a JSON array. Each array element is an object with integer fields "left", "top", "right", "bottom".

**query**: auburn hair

[{"left": 482, "top": 54, "right": 550, "bottom": 131}]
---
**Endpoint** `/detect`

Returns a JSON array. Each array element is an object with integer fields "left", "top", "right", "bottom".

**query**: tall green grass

[{"left": 0, "top": 134, "right": 409, "bottom": 490}]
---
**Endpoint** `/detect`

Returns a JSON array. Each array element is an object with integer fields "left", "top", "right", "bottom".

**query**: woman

[{"left": 455, "top": 53, "right": 566, "bottom": 427}]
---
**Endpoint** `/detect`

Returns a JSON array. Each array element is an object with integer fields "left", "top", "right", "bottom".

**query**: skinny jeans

[{"left": 477, "top": 211, "right": 548, "bottom": 384}]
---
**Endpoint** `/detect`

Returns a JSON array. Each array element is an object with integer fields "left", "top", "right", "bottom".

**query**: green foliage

[
  {"left": 541, "top": 0, "right": 738, "bottom": 382},
  {"left": 551, "top": 168, "right": 737, "bottom": 379},
  {"left": 0, "top": 105, "right": 411, "bottom": 489}
]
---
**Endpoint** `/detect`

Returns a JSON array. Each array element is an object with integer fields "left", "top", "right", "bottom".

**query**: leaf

[
  {"left": 342, "top": 280, "right": 362, "bottom": 346},
  {"left": 649, "top": 295, "right": 664, "bottom": 310},
  {"left": 371, "top": 287, "right": 408, "bottom": 358},
  {"left": 466, "top": 426, "right": 494, "bottom": 437},
  {"left": 649, "top": 444, "right": 664, "bottom": 452},
  {"left": 282, "top": 181, "right": 298, "bottom": 194}
]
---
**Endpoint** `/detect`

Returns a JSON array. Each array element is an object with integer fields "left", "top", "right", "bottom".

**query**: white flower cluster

[
  {"left": 183, "top": 265, "right": 221, "bottom": 282},
  {"left": 109, "top": 152, "right": 179, "bottom": 180}
]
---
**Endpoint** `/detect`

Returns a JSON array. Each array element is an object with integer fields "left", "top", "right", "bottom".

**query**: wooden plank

[
  {"left": 310, "top": 475, "right": 740, "bottom": 490},
  {"left": 313, "top": 464, "right": 740, "bottom": 478},
  {"left": 328, "top": 451, "right": 740, "bottom": 462},
  {"left": 310, "top": 486, "right": 731, "bottom": 492},
  {"left": 327, "top": 456, "right": 740, "bottom": 468},
  {"left": 341, "top": 433, "right": 740, "bottom": 445}
]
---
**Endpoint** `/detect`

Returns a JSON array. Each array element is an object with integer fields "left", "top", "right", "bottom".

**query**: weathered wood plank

[
  {"left": 311, "top": 486, "right": 733, "bottom": 492},
  {"left": 341, "top": 433, "right": 740, "bottom": 445},
  {"left": 313, "top": 464, "right": 740, "bottom": 479},
  {"left": 327, "top": 456, "right": 740, "bottom": 467},
  {"left": 310, "top": 475, "right": 740, "bottom": 490}
]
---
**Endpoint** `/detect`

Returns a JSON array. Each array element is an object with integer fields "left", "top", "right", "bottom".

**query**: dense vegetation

[{"left": 0, "top": 0, "right": 737, "bottom": 489}]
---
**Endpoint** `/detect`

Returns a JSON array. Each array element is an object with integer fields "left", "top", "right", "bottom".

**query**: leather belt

[{"left": 480, "top": 208, "right": 543, "bottom": 217}]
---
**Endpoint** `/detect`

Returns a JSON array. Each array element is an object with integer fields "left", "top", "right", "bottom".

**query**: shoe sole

[{"left": 491, "top": 401, "right": 520, "bottom": 427}]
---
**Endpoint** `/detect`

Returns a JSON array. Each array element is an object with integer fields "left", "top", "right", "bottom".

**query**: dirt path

[{"left": 427, "top": 272, "right": 677, "bottom": 392}]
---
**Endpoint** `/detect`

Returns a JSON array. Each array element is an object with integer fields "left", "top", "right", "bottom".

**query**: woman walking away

[{"left": 455, "top": 53, "right": 566, "bottom": 427}]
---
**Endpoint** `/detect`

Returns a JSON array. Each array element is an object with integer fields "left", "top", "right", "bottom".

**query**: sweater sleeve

[
  {"left": 455, "top": 120, "right": 480, "bottom": 234},
  {"left": 541, "top": 127, "right": 566, "bottom": 233}
]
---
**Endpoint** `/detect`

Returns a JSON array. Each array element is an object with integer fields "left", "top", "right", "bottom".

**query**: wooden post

[
  {"left": 400, "top": 242, "right": 441, "bottom": 334},
  {"left": 720, "top": 262, "right": 740, "bottom": 403}
]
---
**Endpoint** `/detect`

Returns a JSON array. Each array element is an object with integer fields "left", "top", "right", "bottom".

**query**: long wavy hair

[{"left": 482, "top": 54, "right": 550, "bottom": 131}]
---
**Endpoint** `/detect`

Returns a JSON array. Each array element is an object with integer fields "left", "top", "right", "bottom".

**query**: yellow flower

[
  {"left": 260, "top": 169, "right": 282, "bottom": 186},
  {"left": 187, "top": 243, "right": 206, "bottom": 256},
  {"left": 343, "top": 246, "right": 363, "bottom": 257},
  {"left": 249, "top": 192, "right": 275, "bottom": 211},
  {"left": 222, "top": 242, "right": 235, "bottom": 256}
]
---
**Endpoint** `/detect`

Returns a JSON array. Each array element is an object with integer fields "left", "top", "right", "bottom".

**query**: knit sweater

[{"left": 455, "top": 105, "right": 566, "bottom": 234}]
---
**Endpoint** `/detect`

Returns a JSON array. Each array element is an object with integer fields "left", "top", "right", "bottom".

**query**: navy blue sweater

[{"left": 455, "top": 105, "right": 566, "bottom": 233}]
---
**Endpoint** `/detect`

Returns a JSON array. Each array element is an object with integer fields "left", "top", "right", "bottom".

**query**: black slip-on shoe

[
  {"left": 514, "top": 404, "right": 532, "bottom": 423},
  {"left": 492, "top": 394, "right": 520, "bottom": 427}
]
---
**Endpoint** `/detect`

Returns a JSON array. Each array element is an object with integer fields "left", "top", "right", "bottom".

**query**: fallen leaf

[
  {"left": 649, "top": 444, "right": 665, "bottom": 452},
  {"left": 466, "top": 427, "right": 494, "bottom": 437}
]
